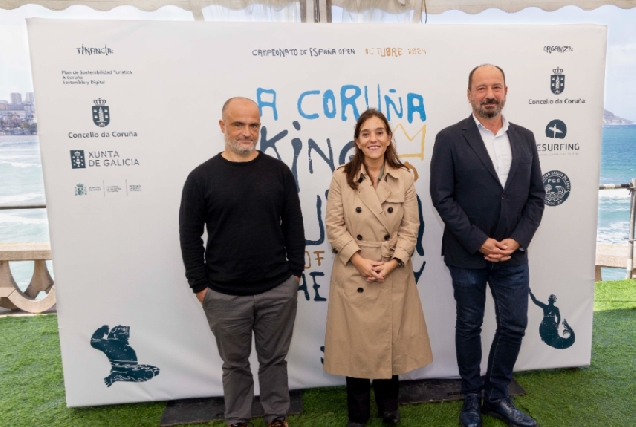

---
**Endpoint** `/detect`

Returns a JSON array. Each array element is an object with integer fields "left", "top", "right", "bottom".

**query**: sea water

[
  {"left": 598, "top": 125, "right": 636, "bottom": 280},
  {"left": 1, "top": 128, "right": 635, "bottom": 288},
  {"left": 0, "top": 136, "right": 52, "bottom": 291}
]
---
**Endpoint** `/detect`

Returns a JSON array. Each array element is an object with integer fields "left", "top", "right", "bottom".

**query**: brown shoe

[{"left": 267, "top": 418, "right": 289, "bottom": 427}]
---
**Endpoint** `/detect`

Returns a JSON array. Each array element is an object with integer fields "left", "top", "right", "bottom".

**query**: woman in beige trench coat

[{"left": 324, "top": 109, "right": 433, "bottom": 427}]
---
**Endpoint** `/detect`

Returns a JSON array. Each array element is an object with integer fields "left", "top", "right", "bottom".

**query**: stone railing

[
  {"left": 0, "top": 242, "right": 56, "bottom": 313},
  {"left": 595, "top": 244, "right": 636, "bottom": 282},
  {"left": 598, "top": 179, "right": 636, "bottom": 280}
]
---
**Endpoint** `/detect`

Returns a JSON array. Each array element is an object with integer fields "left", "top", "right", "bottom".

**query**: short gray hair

[{"left": 221, "top": 97, "right": 257, "bottom": 117}]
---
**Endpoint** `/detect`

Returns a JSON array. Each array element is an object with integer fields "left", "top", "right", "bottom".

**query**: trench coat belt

[{"left": 356, "top": 235, "right": 398, "bottom": 260}]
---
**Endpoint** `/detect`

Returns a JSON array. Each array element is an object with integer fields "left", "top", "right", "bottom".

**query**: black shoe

[
  {"left": 459, "top": 393, "right": 482, "bottom": 427},
  {"left": 346, "top": 422, "right": 365, "bottom": 427},
  {"left": 381, "top": 410, "right": 400, "bottom": 425},
  {"left": 482, "top": 397, "right": 538, "bottom": 427}
]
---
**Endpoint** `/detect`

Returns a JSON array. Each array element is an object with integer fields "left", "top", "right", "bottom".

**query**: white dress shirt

[{"left": 473, "top": 114, "right": 512, "bottom": 186}]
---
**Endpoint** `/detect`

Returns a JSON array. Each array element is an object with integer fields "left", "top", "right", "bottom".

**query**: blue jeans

[{"left": 448, "top": 263, "right": 529, "bottom": 401}]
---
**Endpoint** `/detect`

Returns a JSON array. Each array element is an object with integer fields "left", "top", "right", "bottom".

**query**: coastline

[{"left": 0, "top": 134, "right": 38, "bottom": 140}]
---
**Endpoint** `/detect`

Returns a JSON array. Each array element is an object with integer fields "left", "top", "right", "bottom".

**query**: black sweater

[{"left": 179, "top": 152, "right": 305, "bottom": 296}]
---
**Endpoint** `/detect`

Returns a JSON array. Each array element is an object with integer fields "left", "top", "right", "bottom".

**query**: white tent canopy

[{"left": 2, "top": 0, "right": 636, "bottom": 21}]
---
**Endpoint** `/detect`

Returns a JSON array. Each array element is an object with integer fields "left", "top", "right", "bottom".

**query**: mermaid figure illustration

[{"left": 529, "top": 290, "right": 575, "bottom": 349}]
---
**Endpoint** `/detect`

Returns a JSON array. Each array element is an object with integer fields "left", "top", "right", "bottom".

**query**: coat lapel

[
  {"left": 376, "top": 178, "right": 392, "bottom": 205},
  {"left": 357, "top": 173, "right": 391, "bottom": 233},
  {"left": 503, "top": 125, "right": 522, "bottom": 190},
  {"left": 462, "top": 116, "right": 501, "bottom": 187}
]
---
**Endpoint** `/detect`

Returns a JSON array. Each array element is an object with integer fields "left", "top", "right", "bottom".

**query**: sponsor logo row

[
  {"left": 74, "top": 182, "right": 142, "bottom": 196},
  {"left": 70, "top": 72, "right": 577, "bottom": 206}
]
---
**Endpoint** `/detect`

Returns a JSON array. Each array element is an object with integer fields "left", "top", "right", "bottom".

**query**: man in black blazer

[{"left": 430, "top": 64, "right": 544, "bottom": 427}]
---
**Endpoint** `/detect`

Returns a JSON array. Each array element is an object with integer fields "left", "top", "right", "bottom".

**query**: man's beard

[
  {"left": 475, "top": 97, "right": 505, "bottom": 119},
  {"left": 226, "top": 136, "right": 257, "bottom": 155}
]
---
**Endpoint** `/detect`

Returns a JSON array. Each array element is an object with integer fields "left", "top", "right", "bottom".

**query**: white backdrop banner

[{"left": 27, "top": 20, "right": 606, "bottom": 407}]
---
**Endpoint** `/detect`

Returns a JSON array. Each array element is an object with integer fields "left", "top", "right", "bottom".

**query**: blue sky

[{"left": 1, "top": 5, "right": 635, "bottom": 120}]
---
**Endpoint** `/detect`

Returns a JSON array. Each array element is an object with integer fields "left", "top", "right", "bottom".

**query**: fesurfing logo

[{"left": 545, "top": 119, "right": 567, "bottom": 139}]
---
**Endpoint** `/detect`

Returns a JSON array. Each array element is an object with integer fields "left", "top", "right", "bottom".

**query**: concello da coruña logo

[
  {"left": 92, "top": 98, "right": 110, "bottom": 127},
  {"left": 550, "top": 67, "right": 565, "bottom": 95}
]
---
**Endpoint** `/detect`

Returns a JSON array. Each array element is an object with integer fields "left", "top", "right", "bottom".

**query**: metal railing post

[{"left": 626, "top": 178, "right": 636, "bottom": 279}]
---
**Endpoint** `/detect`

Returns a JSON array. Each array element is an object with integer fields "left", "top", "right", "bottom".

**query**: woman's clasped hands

[{"left": 350, "top": 252, "right": 398, "bottom": 282}]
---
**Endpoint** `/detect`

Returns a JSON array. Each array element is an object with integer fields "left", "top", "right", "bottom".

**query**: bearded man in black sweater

[{"left": 179, "top": 97, "right": 305, "bottom": 427}]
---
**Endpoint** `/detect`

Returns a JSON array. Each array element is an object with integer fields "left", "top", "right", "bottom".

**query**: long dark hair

[{"left": 344, "top": 109, "right": 404, "bottom": 190}]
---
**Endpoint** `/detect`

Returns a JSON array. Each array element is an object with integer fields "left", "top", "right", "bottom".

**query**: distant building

[
  {"left": 0, "top": 110, "right": 26, "bottom": 119},
  {"left": 10, "top": 93, "right": 22, "bottom": 104},
  {"left": 26, "top": 92, "right": 34, "bottom": 103}
]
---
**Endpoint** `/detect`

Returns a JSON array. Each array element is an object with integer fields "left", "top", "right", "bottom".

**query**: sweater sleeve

[
  {"left": 178, "top": 171, "right": 208, "bottom": 293},
  {"left": 281, "top": 166, "right": 306, "bottom": 277}
]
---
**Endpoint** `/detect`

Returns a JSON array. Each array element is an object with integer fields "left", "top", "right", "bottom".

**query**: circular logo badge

[{"left": 543, "top": 170, "right": 571, "bottom": 207}]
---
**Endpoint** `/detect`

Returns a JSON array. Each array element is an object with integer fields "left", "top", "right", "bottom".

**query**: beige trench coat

[{"left": 323, "top": 165, "right": 433, "bottom": 379}]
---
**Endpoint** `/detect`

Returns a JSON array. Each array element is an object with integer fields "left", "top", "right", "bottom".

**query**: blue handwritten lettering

[
  {"left": 308, "top": 138, "right": 334, "bottom": 173},
  {"left": 298, "top": 272, "right": 326, "bottom": 301},
  {"left": 257, "top": 88, "right": 278, "bottom": 121},
  {"left": 414, "top": 260, "right": 426, "bottom": 283},
  {"left": 323, "top": 90, "right": 337, "bottom": 119},
  {"left": 339, "top": 141, "right": 355, "bottom": 165},
  {"left": 415, "top": 194, "right": 424, "bottom": 256},
  {"left": 340, "top": 85, "right": 361, "bottom": 122},
  {"left": 306, "top": 195, "right": 325, "bottom": 246},
  {"left": 298, "top": 90, "right": 320, "bottom": 120},
  {"left": 384, "top": 89, "right": 403, "bottom": 121},
  {"left": 259, "top": 125, "right": 288, "bottom": 161},
  {"left": 407, "top": 93, "right": 425, "bottom": 124},
  {"left": 309, "top": 272, "right": 327, "bottom": 301}
]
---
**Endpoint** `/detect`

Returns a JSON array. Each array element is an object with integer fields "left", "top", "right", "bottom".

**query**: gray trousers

[{"left": 202, "top": 275, "right": 299, "bottom": 425}]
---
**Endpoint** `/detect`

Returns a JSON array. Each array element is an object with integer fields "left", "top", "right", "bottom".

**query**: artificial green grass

[{"left": 1, "top": 279, "right": 634, "bottom": 427}]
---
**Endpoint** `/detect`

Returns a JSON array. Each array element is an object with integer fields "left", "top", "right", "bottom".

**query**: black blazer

[{"left": 430, "top": 116, "right": 545, "bottom": 268}]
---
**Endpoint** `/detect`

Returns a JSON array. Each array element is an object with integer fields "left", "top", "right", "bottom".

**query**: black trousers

[{"left": 346, "top": 375, "right": 399, "bottom": 424}]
